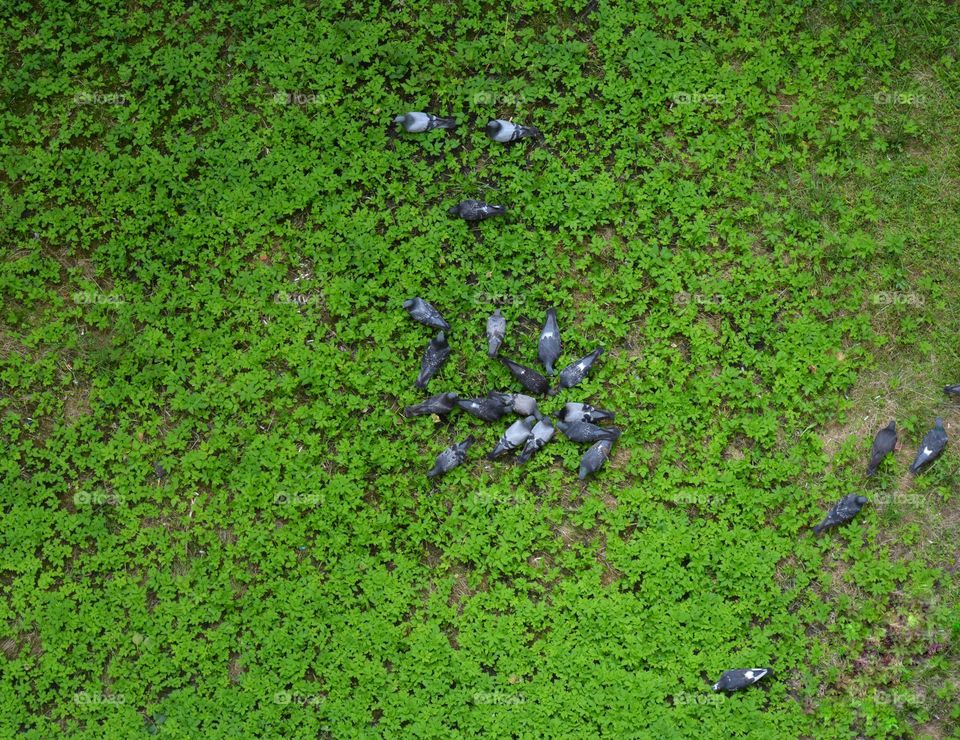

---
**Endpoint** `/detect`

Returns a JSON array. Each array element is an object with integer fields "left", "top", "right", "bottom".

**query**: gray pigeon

[
  {"left": 555, "top": 419, "right": 621, "bottom": 444},
  {"left": 404, "top": 392, "right": 459, "bottom": 418},
  {"left": 427, "top": 436, "right": 475, "bottom": 477},
  {"left": 517, "top": 417, "right": 555, "bottom": 463},
  {"left": 457, "top": 395, "right": 509, "bottom": 422},
  {"left": 578, "top": 439, "right": 614, "bottom": 479},
  {"left": 414, "top": 332, "right": 450, "bottom": 389},
  {"left": 944, "top": 385, "right": 960, "bottom": 397},
  {"left": 557, "top": 402, "right": 615, "bottom": 424},
  {"left": 712, "top": 669, "right": 771, "bottom": 692},
  {"left": 486, "top": 309, "right": 506, "bottom": 357},
  {"left": 489, "top": 392, "right": 542, "bottom": 419},
  {"left": 488, "top": 416, "right": 537, "bottom": 459},
  {"left": 394, "top": 112, "right": 457, "bottom": 132},
  {"left": 485, "top": 119, "right": 542, "bottom": 143},
  {"left": 448, "top": 200, "right": 507, "bottom": 221},
  {"left": 538, "top": 308, "right": 561, "bottom": 375},
  {"left": 553, "top": 348, "right": 603, "bottom": 395},
  {"left": 909, "top": 418, "right": 948, "bottom": 473},
  {"left": 403, "top": 298, "right": 450, "bottom": 331},
  {"left": 813, "top": 494, "right": 869, "bottom": 534},
  {"left": 499, "top": 357, "right": 550, "bottom": 396},
  {"left": 866, "top": 421, "right": 897, "bottom": 476}
]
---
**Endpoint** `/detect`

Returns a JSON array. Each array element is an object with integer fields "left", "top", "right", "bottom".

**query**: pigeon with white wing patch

[
  {"left": 909, "top": 418, "right": 948, "bottom": 473},
  {"left": 712, "top": 668, "right": 771, "bottom": 692}
]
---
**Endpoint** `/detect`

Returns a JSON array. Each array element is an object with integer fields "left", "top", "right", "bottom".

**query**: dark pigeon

[
  {"left": 517, "top": 417, "right": 555, "bottom": 464},
  {"left": 488, "top": 416, "right": 537, "bottom": 459},
  {"left": 557, "top": 402, "right": 616, "bottom": 424},
  {"left": 403, "top": 298, "right": 450, "bottom": 331},
  {"left": 486, "top": 309, "right": 506, "bottom": 357},
  {"left": 394, "top": 112, "right": 456, "bottom": 132},
  {"left": 153, "top": 463, "right": 167, "bottom": 480},
  {"left": 427, "top": 436, "right": 475, "bottom": 478},
  {"left": 538, "top": 308, "right": 561, "bottom": 375},
  {"left": 457, "top": 395, "right": 509, "bottom": 422},
  {"left": 404, "top": 392, "right": 459, "bottom": 418},
  {"left": 555, "top": 419, "right": 621, "bottom": 444},
  {"left": 909, "top": 418, "right": 948, "bottom": 473},
  {"left": 712, "top": 669, "right": 771, "bottom": 692},
  {"left": 578, "top": 439, "right": 614, "bottom": 479},
  {"left": 813, "top": 494, "right": 869, "bottom": 534},
  {"left": 945, "top": 385, "right": 960, "bottom": 397},
  {"left": 499, "top": 357, "right": 550, "bottom": 396},
  {"left": 415, "top": 332, "right": 450, "bottom": 390},
  {"left": 866, "top": 421, "right": 897, "bottom": 476},
  {"left": 489, "top": 392, "right": 542, "bottom": 419},
  {"left": 553, "top": 348, "right": 603, "bottom": 395},
  {"left": 448, "top": 200, "right": 507, "bottom": 221},
  {"left": 485, "top": 119, "right": 542, "bottom": 143}
]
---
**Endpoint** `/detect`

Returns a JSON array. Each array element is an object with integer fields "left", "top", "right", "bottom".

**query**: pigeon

[
  {"left": 555, "top": 419, "right": 621, "bottom": 444},
  {"left": 557, "top": 402, "right": 616, "bottom": 424},
  {"left": 485, "top": 119, "right": 542, "bottom": 143},
  {"left": 153, "top": 463, "right": 167, "bottom": 480},
  {"left": 909, "top": 418, "right": 948, "bottom": 473},
  {"left": 448, "top": 200, "right": 507, "bottom": 221},
  {"left": 486, "top": 309, "right": 506, "bottom": 357},
  {"left": 812, "top": 494, "right": 869, "bottom": 534},
  {"left": 404, "top": 392, "right": 459, "bottom": 418},
  {"left": 944, "top": 385, "right": 960, "bottom": 397},
  {"left": 712, "top": 669, "right": 771, "bottom": 692},
  {"left": 517, "top": 417, "right": 555, "bottom": 463},
  {"left": 866, "top": 421, "right": 897, "bottom": 476},
  {"left": 427, "top": 436, "right": 475, "bottom": 477},
  {"left": 488, "top": 392, "right": 542, "bottom": 419},
  {"left": 538, "top": 308, "right": 561, "bottom": 375},
  {"left": 457, "top": 395, "right": 509, "bottom": 422},
  {"left": 488, "top": 416, "right": 537, "bottom": 459},
  {"left": 499, "top": 357, "right": 550, "bottom": 396},
  {"left": 578, "top": 439, "right": 614, "bottom": 479},
  {"left": 553, "top": 348, "right": 603, "bottom": 395},
  {"left": 403, "top": 298, "right": 450, "bottom": 331},
  {"left": 414, "top": 332, "right": 450, "bottom": 390},
  {"left": 393, "top": 112, "right": 457, "bottom": 132}
]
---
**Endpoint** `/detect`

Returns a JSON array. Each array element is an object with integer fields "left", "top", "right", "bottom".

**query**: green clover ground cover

[{"left": 2, "top": 0, "right": 959, "bottom": 736}]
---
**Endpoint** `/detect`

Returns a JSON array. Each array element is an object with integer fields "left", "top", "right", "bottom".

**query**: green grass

[{"left": 1, "top": 0, "right": 959, "bottom": 737}]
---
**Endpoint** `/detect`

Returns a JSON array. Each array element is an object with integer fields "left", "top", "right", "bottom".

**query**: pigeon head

[
  {"left": 393, "top": 115, "right": 406, "bottom": 123},
  {"left": 447, "top": 204, "right": 459, "bottom": 216},
  {"left": 485, "top": 120, "right": 501, "bottom": 136},
  {"left": 886, "top": 420, "right": 896, "bottom": 431},
  {"left": 855, "top": 495, "right": 868, "bottom": 505},
  {"left": 935, "top": 417, "right": 944, "bottom": 428}
]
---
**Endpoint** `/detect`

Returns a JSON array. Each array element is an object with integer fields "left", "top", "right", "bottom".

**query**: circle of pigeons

[
  {"left": 393, "top": 111, "right": 956, "bottom": 693},
  {"left": 402, "top": 297, "right": 617, "bottom": 480}
]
